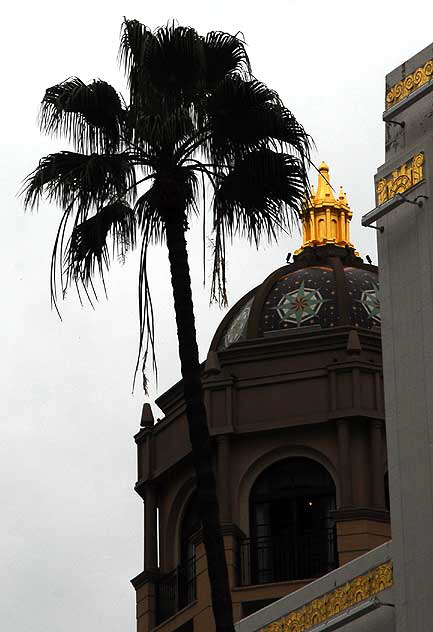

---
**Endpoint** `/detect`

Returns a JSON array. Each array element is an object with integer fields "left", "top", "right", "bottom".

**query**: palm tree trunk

[{"left": 164, "top": 213, "right": 235, "bottom": 632}]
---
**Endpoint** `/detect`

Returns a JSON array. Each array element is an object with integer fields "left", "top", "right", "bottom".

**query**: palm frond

[
  {"left": 147, "top": 24, "right": 205, "bottom": 99},
  {"left": 206, "top": 77, "right": 311, "bottom": 164},
  {"left": 134, "top": 187, "right": 165, "bottom": 242},
  {"left": 40, "top": 78, "right": 126, "bottom": 152},
  {"left": 119, "top": 19, "right": 153, "bottom": 76},
  {"left": 121, "top": 20, "right": 206, "bottom": 114},
  {"left": 22, "top": 151, "right": 136, "bottom": 212},
  {"left": 211, "top": 149, "right": 307, "bottom": 302},
  {"left": 132, "top": 107, "right": 195, "bottom": 151},
  {"left": 204, "top": 31, "right": 251, "bottom": 85},
  {"left": 119, "top": 19, "right": 156, "bottom": 113},
  {"left": 65, "top": 201, "right": 136, "bottom": 288}
]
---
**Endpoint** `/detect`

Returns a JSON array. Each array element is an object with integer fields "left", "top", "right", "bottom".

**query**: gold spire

[{"left": 294, "top": 162, "right": 355, "bottom": 254}]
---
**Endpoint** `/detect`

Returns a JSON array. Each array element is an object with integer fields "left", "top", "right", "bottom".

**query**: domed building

[{"left": 132, "top": 164, "right": 390, "bottom": 632}]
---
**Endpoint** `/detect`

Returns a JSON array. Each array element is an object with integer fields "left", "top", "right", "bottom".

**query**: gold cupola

[{"left": 294, "top": 162, "right": 355, "bottom": 255}]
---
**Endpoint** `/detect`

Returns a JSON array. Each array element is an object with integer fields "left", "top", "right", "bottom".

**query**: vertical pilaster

[
  {"left": 310, "top": 216, "right": 316, "bottom": 241},
  {"left": 339, "top": 210, "right": 346, "bottom": 242},
  {"left": 345, "top": 217, "right": 350, "bottom": 242},
  {"left": 325, "top": 207, "right": 331, "bottom": 238},
  {"left": 217, "top": 435, "right": 231, "bottom": 523},
  {"left": 352, "top": 422, "right": 370, "bottom": 507},
  {"left": 370, "top": 420, "right": 386, "bottom": 509},
  {"left": 337, "top": 419, "right": 353, "bottom": 507},
  {"left": 144, "top": 483, "right": 158, "bottom": 571}
]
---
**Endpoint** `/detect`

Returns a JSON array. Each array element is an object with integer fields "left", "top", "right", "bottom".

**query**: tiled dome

[
  {"left": 211, "top": 163, "right": 380, "bottom": 352},
  {"left": 214, "top": 261, "right": 380, "bottom": 351}
]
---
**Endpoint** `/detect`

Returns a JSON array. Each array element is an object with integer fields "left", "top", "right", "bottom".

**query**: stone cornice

[
  {"left": 130, "top": 569, "right": 160, "bottom": 589},
  {"left": 331, "top": 507, "right": 390, "bottom": 522}
]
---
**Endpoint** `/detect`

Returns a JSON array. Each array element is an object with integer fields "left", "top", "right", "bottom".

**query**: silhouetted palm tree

[{"left": 23, "top": 20, "right": 310, "bottom": 632}]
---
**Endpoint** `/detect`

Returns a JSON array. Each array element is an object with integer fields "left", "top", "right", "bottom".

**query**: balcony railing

[
  {"left": 238, "top": 528, "right": 338, "bottom": 586},
  {"left": 155, "top": 557, "right": 196, "bottom": 624}
]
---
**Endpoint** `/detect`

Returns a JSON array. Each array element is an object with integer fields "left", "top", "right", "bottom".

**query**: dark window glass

[{"left": 248, "top": 457, "right": 338, "bottom": 584}]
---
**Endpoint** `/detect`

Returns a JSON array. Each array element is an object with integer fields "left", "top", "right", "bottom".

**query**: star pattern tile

[
  {"left": 275, "top": 281, "right": 326, "bottom": 326},
  {"left": 345, "top": 268, "right": 381, "bottom": 328},
  {"left": 359, "top": 282, "right": 381, "bottom": 322},
  {"left": 260, "top": 266, "right": 337, "bottom": 333}
]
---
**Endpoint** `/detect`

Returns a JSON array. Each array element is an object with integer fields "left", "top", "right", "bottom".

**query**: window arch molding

[{"left": 236, "top": 445, "right": 339, "bottom": 535}]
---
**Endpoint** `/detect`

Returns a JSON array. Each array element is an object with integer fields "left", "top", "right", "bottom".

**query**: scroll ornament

[
  {"left": 376, "top": 153, "right": 424, "bottom": 206},
  {"left": 386, "top": 60, "right": 433, "bottom": 108},
  {"left": 260, "top": 561, "right": 393, "bottom": 632}
]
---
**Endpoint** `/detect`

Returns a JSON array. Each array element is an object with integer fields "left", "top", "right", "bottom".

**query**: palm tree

[{"left": 23, "top": 20, "right": 310, "bottom": 632}]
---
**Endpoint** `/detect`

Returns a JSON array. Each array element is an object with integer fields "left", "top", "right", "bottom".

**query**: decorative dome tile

[
  {"left": 345, "top": 267, "right": 381, "bottom": 328},
  {"left": 219, "top": 297, "right": 253, "bottom": 350},
  {"left": 212, "top": 261, "right": 380, "bottom": 351},
  {"left": 261, "top": 267, "right": 337, "bottom": 334}
]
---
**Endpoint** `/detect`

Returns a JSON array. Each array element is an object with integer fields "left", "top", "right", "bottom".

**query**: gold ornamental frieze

[
  {"left": 386, "top": 60, "right": 433, "bottom": 109},
  {"left": 375, "top": 153, "right": 424, "bottom": 206},
  {"left": 260, "top": 561, "right": 393, "bottom": 632}
]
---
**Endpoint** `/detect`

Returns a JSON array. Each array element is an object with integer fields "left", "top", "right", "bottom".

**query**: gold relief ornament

[
  {"left": 260, "top": 561, "right": 393, "bottom": 632},
  {"left": 386, "top": 60, "right": 433, "bottom": 108},
  {"left": 375, "top": 153, "right": 424, "bottom": 206}
]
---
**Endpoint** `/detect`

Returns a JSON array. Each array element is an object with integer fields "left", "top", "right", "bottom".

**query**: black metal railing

[
  {"left": 238, "top": 528, "right": 338, "bottom": 586},
  {"left": 155, "top": 557, "right": 196, "bottom": 624}
]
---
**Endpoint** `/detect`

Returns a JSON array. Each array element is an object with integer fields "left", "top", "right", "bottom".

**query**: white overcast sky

[{"left": 1, "top": 2, "right": 432, "bottom": 631}]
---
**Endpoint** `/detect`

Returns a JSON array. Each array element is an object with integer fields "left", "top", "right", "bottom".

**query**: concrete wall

[{"left": 374, "top": 42, "right": 433, "bottom": 632}]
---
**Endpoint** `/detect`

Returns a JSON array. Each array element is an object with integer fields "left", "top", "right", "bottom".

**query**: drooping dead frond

[{"left": 134, "top": 227, "right": 157, "bottom": 394}]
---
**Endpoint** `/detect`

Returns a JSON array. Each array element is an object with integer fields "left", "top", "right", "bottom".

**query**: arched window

[
  {"left": 180, "top": 494, "right": 200, "bottom": 565},
  {"left": 156, "top": 497, "right": 199, "bottom": 623},
  {"left": 247, "top": 457, "right": 337, "bottom": 584},
  {"left": 179, "top": 494, "right": 199, "bottom": 607}
]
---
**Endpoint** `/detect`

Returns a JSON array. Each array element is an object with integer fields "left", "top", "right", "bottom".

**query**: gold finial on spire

[
  {"left": 294, "top": 162, "right": 356, "bottom": 255},
  {"left": 315, "top": 162, "right": 335, "bottom": 202}
]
